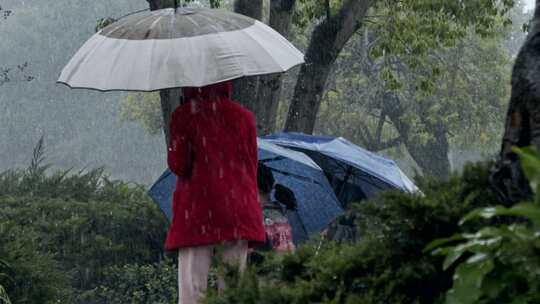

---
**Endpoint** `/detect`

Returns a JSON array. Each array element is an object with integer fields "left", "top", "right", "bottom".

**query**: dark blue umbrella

[
  {"left": 264, "top": 132, "right": 418, "bottom": 207},
  {"left": 148, "top": 139, "right": 343, "bottom": 244}
]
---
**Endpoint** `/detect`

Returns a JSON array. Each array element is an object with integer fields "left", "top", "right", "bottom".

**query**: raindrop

[
  {"left": 219, "top": 167, "right": 223, "bottom": 178},
  {"left": 202, "top": 136, "right": 207, "bottom": 146},
  {"left": 185, "top": 210, "right": 190, "bottom": 220}
]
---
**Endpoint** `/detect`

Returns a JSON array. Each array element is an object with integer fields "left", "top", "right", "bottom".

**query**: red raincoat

[{"left": 164, "top": 81, "right": 265, "bottom": 251}]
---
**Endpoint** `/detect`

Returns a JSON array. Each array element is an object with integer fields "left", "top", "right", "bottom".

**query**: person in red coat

[{"left": 165, "top": 81, "right": 265, "bottom": 304}]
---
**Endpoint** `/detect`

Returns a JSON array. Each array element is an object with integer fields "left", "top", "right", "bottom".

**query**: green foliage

[
  {"left": 0, "top": 260, "right": 12, "bottom": 304},
  {"left": 0, "top": 285, "right": 11, "bottom": 304},
  {"left": 119, "top": 92, "right": 163, "bottom": 135},
  {"left": 80, "top": 260, "right": 178, "bottom": 304},
  {"left": 427, "top": 147, "right": 540, "bottom": 304},
  {"left": 0, "top": 222, "right": 69, "bottom": 303},
  {"left": 314, "top": 2, "right": 519, "bottom": 175},
  {"left": 0, "top": 144, "right": 168, "bottom": 303},
  {"left": 205, "top": 162, "right": 498, "bottom": 303}
]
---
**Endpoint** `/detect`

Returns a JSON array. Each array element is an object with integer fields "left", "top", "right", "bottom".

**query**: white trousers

[{"left": 177, "top": 240, "right": 248, "bottom": 304}]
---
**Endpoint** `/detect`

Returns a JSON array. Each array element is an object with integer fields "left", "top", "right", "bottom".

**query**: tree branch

[
  {"left": 375, "top": 108, "right": 386, "bottom": 144},
  {"left": 372, "top": 137, "right": 402, "bottom": 151}
]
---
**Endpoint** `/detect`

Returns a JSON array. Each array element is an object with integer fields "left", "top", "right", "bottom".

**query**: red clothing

[{"left": 164, "top": 81, "right": 265, "bottom": 251}]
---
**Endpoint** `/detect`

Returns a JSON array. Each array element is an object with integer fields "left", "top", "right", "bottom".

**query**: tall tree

[
  {"left": 280, "top": 0, "right": 515, "bottom": 176},
  {"left": 253, "top": 0, "right": 297, "bottom": 134},
  {"left": 316, "top": 27, "right": 512, "bottom": 177},
  {"left": 231, "top": 0, "right": 264, "bottom": 128},
  {"left": 284, "top": 0, "right": 515, "bottom": 137},
  {"left": 284, "top": 0, "right": 372, "bottom": 133},
  {"left": 493, "top": 0, "right": 540, "bottom": 203}
]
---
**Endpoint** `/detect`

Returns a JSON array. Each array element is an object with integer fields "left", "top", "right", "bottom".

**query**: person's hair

[
  {"left": 258, "top": 163, "right": 275, "bottom": 194},
  {"left": 274, "top": 183, "right": 297, "bottom": 210}
]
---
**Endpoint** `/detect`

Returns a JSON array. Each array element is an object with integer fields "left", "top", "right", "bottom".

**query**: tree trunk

[
  {"left": 403, "top": 127, "right": 450, "bottom": 177},
  {"left": 254, "top": 0, "right": 297, "bottom": 134},
  {"left": 382, "top": 93, "right": 450, "bottom": 177},
  {"left": 160, "top": 89, "right": 182, "bottom": 144},
  {"left": 491, "top": 3, "right": 540, "bottom": 204},
  {"left": 232, "top": 0, "right": 264, "bottom": 116},
  {"left": 284, "top": 0, "right": 372, "bottom": 134},
  {"left": 147, "top": 0, "right": 182, "bottom": 145}
]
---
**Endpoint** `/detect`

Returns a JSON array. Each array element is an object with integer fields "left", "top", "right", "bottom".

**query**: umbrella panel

[
  {"left": 281, "top": 147, "right": 396, "bottom": 207},
  {"left": 262, "top": 157, "right": 344, "bottom": 243}
]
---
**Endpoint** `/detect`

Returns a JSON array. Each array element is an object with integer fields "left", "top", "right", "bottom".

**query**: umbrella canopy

[
  {"left": 148, "top": 139, "right": 343, "bottom": 244},
  {"left": 257, "top": 139, "right": 344, "bottom": 243},
  {"left": 264, "top": 133, "right": 419, "bottom": 207},
  {"left": 58, "top": 7, "right": 304, "bottom": 91}
]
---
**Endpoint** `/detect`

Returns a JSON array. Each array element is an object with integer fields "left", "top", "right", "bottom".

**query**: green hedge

[
  {"left": 79, "top": 260, "right": 178, "bottom": 304},
  {"left": 205, "top": 162, "right": 498, "bottom": 304},
  {"left": 0, "top": 149, "right": 169, "bottom": 303}
]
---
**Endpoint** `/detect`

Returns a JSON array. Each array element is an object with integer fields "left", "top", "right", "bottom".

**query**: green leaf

[
  {"left": 440, "top": 236, "right": 500, "bottom": 270},
  {"left": 0, "top": 285, "right": 11, "bottom": 304},
  {"left": 460, "top": 203, "right": 540, "bottom": 227},
  {"left": 445, "top": 259, "right": 494, "bottom": 304},
  {"left": 424, "top": 234, "right": 465, "bottom": 253},
  {"left": 513, "top": 146, "right": 540, "bottom": 197}
]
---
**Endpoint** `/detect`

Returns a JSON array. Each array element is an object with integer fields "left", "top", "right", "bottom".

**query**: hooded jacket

[{"left": 164, "top": 81, "right": 265, "bottom": 250}]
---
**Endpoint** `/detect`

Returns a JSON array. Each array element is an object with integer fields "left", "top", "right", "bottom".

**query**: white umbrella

[{"left": 58, "top": 7, "right": 304, "bottom": 91}]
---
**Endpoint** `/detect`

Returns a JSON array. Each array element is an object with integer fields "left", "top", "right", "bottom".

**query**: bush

[
  {"left": 0, "top": 222, "right": 69, "bottom": 303},
  {"left": 79, "top": 260, "right": 178, "bottom": 304},
  {"left": 205, "top": 162, "right": 498, "bottom": 303},
  {"left": 0, "top": 141, "right": 169, "bottom": 303},
  {"left": 428, "top": 147, "right": 540, "bottom": 304}
]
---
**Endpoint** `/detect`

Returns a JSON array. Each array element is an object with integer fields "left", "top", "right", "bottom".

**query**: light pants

[{"left": 178, "top": 240, "right": 248, "bottom": 304}]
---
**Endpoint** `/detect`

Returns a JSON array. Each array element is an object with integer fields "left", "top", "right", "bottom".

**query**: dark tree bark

[
  {"left": 254, "top": 0, "right": 297, "bottom": 134},
  {"left": 233, "top": 0, "right": 263, "bottom": 20},
  {"left": 232, "top": 0, "right": 264, "bottom": 116},
  {"left": 284, "top": 0, "right": 372, "bottom": 134},
  {"left": 147, "top": 0, "right": 182, "bottom": 145},
  {"left": 492, "top": 2, "right": 540, "bottom": 204}
]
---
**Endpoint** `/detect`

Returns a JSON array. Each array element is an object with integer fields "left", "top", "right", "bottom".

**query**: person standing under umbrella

[{"left": 165, "top": 81, "right": 265, "bottom": 304}]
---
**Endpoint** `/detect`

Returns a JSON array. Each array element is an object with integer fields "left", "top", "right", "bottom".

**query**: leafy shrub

[
  {"left": 0, "top": 222, "right": 69, "bottom": 303},
  {"left": 0, "top": 194, "right": 168, "bottom": 291},
  {"left": 0, "top": 141, "right": 169, "bottom": 303},
  {"left": 429, "top": 147, "right": 540, "bottom": 304},
  {"left": 205, "top": 162, "right": 498, "bottom": 303},
  {"left": 79, "top": 260, "right": 178, "bottom": 304}
]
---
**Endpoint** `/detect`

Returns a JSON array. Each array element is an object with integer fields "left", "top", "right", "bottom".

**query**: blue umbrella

[
  {"left": 263, "top": 132, "right": 418, "bottom": 207},
  {"left": 148, "top": 139, "right": 343, "bottom": 244}
]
